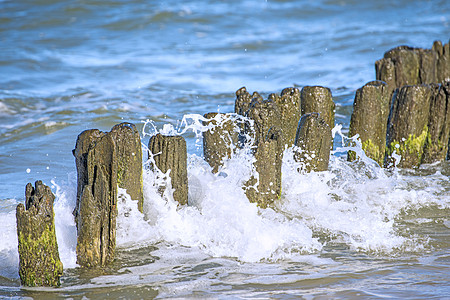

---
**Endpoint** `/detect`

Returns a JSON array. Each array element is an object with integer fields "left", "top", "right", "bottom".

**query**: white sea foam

[{"left": 0, "top": 114, "right": 448, "bottom": 282}]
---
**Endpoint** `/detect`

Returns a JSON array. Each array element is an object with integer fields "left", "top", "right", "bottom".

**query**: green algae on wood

[
  {"left": 16, "top": 181, "right": 63, "bottom": 287},
  {"left": 202, "top": 112, "right": 239, "bottom": 173},
  {"left": 385, "top": 85, "right": 432, "bottom": 168},
  {"left": 148, "top": 134, "right": 188, "bottom": 205},
  {"left": 294, "top": 113, "right": 332, "bottom": 173},
  {"left": 348, "top": 81, "right": 390, "bottom": 165}
]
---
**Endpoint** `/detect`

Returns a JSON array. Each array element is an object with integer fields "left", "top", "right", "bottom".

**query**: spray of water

[{"left": 0, "top": 114, "right": 447, "bottom": 279}]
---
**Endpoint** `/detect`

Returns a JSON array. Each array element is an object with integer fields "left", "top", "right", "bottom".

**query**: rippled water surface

[{"left": 1, "top": 0, "right": 449, "bottom": 298}]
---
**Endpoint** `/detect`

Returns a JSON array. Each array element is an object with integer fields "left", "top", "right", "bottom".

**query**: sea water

[{"left": 1, "top": 0, "right": 449, "bottom": 298}]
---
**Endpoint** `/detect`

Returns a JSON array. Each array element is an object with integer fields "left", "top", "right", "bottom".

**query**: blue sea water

[{"left": 0, "top": 0, "right": 449, "bottom": 298}]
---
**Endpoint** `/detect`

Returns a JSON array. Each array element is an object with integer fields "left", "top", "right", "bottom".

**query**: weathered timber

[
  {"left": 75, "top": 133, "right": 118, "bottom": 267},
  {"left": 271, "top": 87, "right": 302, "bottom": 148},
  {"left": 422, "top": 82, "right": 450, "bottom": 163},
  {"left": 109, "top": 122, "right": 144, "bottom": 211},
  {"left": 73, "top": 129, "right": 105, "bottom": 223},
  {"left": 244, "top": 99, "right": 283, "bottom": 207},
  {"left": 235, "top": 86, "right": 263, "bottom": 116},
  {"left": 202, "top": 113, "right": 239, "bottom": 173},
  {"left": 376, "top": 40, "right": 450, "bottom": 96},
  {"left": 385, "top": 85, "right": 432, "bottom": 168},
  {"left": 148, "top": 134, "right": 188, "bottom": 205},
  {"left": 432, "top": 40, "right": 450, "bottom": 83},
  {"left": 245, "top": 98, "right": 282, "bottom": 145},
  {"left": 16, "top": 181, "right": 63, "bottom": 287},
  {"left": 348, "top": 81, "right": 390, "bottom": 165},
  {"left": 244, "top": 128, "right": 283, "bottom": 208},
  {"left": 300, "top": 86, "right": 335, "bottom": 129},
  {"left": 294, "top": 113, "right": 332, "bottom": 172}
]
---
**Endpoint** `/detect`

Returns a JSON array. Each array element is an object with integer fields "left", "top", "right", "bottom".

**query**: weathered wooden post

[
  {"left": 375, "top": 40, "right": 449, "bottom": 96},
  {"left": 294, "top": 113, "right": 332, "bottom": 172},
  {"left": 16, "top": 180, "right": 63, "bottom": 287},
  {"left": 202, "top": 113, "right": 239, "bottom": 173},
  {"left": 417, "top": 48, "right": 438, "bottom": 84},
  {"left": 109, "top": 122, "right": 144, "bottom": 211},
  {"left": 74, "top": 131, "right": 118, "bottom": 268},
  {"left": 300, "top": 86, "right": 335, "bottom": 129},
  {"left": 375, "top": 46, "right": 421, "bottom": 92},
  {"left": 148, "top": 133, "right": 188, "bottom": 205},
  {"left": 348, "top": 81, "right": 391, "bottom": 165},
  {"left": 235, "top": 86, "right": 263, "bottom": 116},
  {"left": 386, "top": 85, "right": 432, "bottom": 168},
  {"left": 271, "top": 87, "right": 302, "bottom": 148},
  {"left": 73, "top": 122, "right": 144, "bottom": 267},
  {"left": 422, "top": 82, "right": 450, "bottom": 163},
  {"left": 244, "top": 99, "right": 283, "bottom": 208},
  {"left": 432, "top": 40, "right": 450, "bottom": 83}
]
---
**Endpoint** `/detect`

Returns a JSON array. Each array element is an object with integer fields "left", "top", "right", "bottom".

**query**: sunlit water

[{"left": 1, "top": 0, "right": 449, "bottom": 298}]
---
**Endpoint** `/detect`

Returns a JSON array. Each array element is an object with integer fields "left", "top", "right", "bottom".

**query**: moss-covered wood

[
  {"left": 16, "top": 181, "right": 63, "bottom": 287},
  {"left": 244, "top": 98, "right": 283, "bottom": 207},
  {"left": 109, "top": 122, "right": 144, "bottom": 212},
  {"left": 385, "top": 85, "right": 432, "bottom": 168},
  {"left": 300, "top": 86, "right": 335, "bottom": 129},
  {"left": 271, "top": 87, "right": 301, "bottom": 148},
  {"left": 202, "top": 113, "right": 239, "bottom": 173},
  {"left": 75, "top": 133, "right": 118, "bottom": 268},
  {"left": 294, "top": 113, "right": 332, "bottom": 172},
  {"left": 422, "top": 82, "right": 450, "bottom": 163},
  {"left": 348, "top": 81, "right": 390, "bottom": 165},
  {"left": 148, "top": 134, "right": 188, "bottom": 205}
]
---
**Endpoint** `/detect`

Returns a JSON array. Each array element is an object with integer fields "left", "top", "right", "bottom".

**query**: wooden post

[
  {"left": 244, "top": 99, "right": 283, "bottom": 207},
  {"left": 272, "top": 87, "right": 302, "bottom": 148},
  {"left": 235, "top": 86, "right": 263, "bottom": 116},
  {"left": 109, "top": 122, "right": 144, "bottom": 212},
  {"left": 432, "top": 40, "right": 450, "bottom": 83},
  {"left": 386, "top": 85, "right": 432, "bottom": 168},
  {"left": 202, "top": 113, "right": 239, "bottom": 173},
  {"left": 74, "top": 132, "right": 117, "bottom": 267},
  {"left": 422, "top": 82, "right": 450, "bottom": 164},
  {"left": 294, "top": 113, "right": 332, "bottom": 172},
  {"left": 148, "top": 134, "right": 188, "bottom": 205},
  {"left": 244, "top": 128, "right": 282, "bottom": 208},
  {"left": 16, "top": 181, "right": 63, "bottom": 287},
  {"left": 375, "top": 46, "right": 420, "bottom": 91},
  {"left": 73, "top": 122, "right": 143, "bottom": 267},
  {"left": 348, "top": 81, "right": 390, "bottom": 165},
  {"left": 300, "top": 86, "right": 335, "bottom": 129}
]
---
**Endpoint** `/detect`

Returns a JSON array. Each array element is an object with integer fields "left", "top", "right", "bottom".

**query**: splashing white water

[{"left": 0, "top": 114, "right": 448, "bottom": 281}]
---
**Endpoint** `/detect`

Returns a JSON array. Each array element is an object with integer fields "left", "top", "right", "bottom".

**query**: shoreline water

[{"left": 1, "top": 0, "right": 449, "bottom": 298}]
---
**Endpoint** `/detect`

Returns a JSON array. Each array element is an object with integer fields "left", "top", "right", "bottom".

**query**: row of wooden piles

[
  {"left": 15, "top": 40, "right": 449, "bottom": 287},
  {"left": 350, "top": 40, "right": 450, "bottom": 168}
]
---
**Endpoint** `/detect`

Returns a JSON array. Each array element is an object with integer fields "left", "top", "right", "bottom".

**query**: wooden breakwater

[
  {"left": 16, "top": 40, "right": 449, "bottom": 286},
  {"left": 350, "top": 40, "right": 450, "bottom": 167}
]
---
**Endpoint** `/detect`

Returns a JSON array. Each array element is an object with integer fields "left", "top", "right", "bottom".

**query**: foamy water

[
  {"left": 1, "top": 0, "right": 449, "bottom": 298},
  {"left": 1, "top": 116, "right": 448, "bottom": 298}
]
